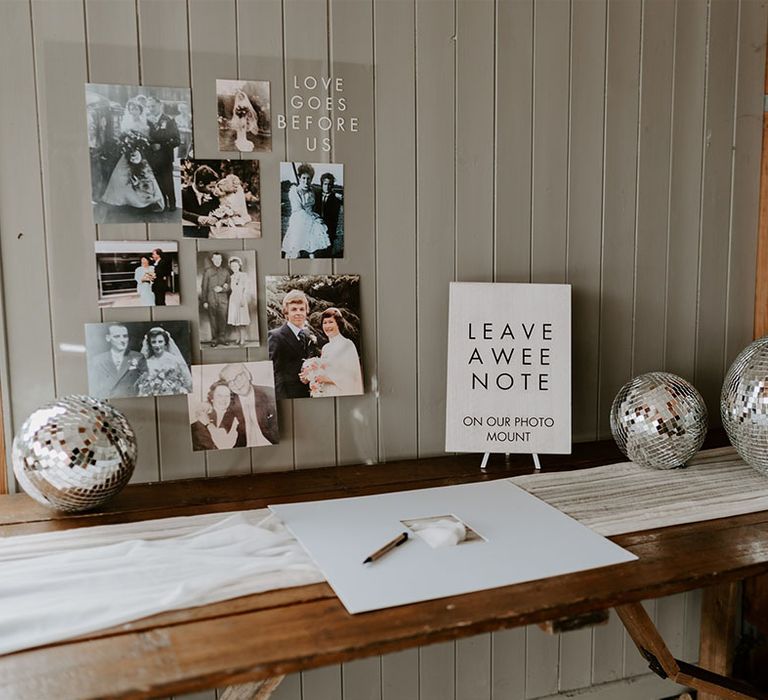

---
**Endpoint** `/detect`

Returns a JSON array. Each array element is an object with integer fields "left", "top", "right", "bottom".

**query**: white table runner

[{"left": 2, "top": 446, "right": 766, "bottom": 656}]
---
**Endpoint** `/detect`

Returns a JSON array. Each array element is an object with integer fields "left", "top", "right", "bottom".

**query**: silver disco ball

[
  {"left": 610, "top": 372, "right": 708, "bottom": 469},
  {"left": 12, "top": 395, "right": 137, "bottom": 512},
  {"left": 721, "top": 336, "right": 768, "bottom": 476}
]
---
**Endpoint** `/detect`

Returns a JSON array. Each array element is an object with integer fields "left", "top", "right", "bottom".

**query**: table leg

[{"left": 698, "top": 582, "right": 741, "bottom": 700}]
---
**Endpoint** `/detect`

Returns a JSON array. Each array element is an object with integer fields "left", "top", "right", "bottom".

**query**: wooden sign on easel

[{"left": 445, "top": 282, "right": 572, "bottom": 467}]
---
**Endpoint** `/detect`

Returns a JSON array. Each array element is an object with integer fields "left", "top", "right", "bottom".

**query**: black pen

[{"left": 363, "top": 532, "right": 409, "bottom": 564}]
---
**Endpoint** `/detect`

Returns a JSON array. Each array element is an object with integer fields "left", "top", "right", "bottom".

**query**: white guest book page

[{"left": 270, "top": 480, "right": 637, "bottom": 614}]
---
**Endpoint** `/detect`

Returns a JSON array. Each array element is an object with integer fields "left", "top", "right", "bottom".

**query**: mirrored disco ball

[
  {"left": 610, "top": 372, "right": 708, "bottom": 469},
  {"left": 12, "top": 395, "right": 137, "bottom": 512},
  {"left": 721, "top": 336, "right": 768, "bottom": 476}
]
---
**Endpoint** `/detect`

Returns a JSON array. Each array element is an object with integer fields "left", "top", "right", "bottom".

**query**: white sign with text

[{"left": 445, "top": 282, "right": 571, "bottom": 454}]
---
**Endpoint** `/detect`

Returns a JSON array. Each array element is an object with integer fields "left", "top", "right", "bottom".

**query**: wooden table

[{"left": 2, "top": 438, "right": 767, "bottom": 700}]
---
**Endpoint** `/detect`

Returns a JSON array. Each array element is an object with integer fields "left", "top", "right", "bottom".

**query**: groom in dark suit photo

[
  {"left": 268, "top": 289, "right": 324, "bottom": 399},
  {"left": 314, "top": 172, "right": 343, "bottom": 256},
  {"left": 88, "top": 324, "right": 147, "bottom": 399},
  {"left": 146, "top": 96, "right": 180, "bottom": 213}
]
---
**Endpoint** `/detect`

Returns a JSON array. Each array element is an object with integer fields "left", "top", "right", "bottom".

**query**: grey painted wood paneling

[
  {"left": 0, "top": 0, "right": 56, "bottom": 441},
  {"left": 1, "top": 1, "right": 765, "bottom": 699},
  {"left": 695, "top": 0, "right": 739, "bottom": 419},
  {"left": 495, "top": 0, "right": 532, "bottom": 284},
  {"left": 568, "top": 0, "right": 606, "bottom": 442},
  {"left": 665, "top": 0, "right": 707, "bottom": 381},
  {"left": 632, "top": 0, "right": 675, "bottom": 376},
  {"left": 373, "top": 0, "right": 418, "bottom": 463}
]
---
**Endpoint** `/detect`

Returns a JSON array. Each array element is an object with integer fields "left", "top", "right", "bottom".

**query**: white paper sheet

[{"left": 270, "top": 480, "right": 637, "bottom": 614}]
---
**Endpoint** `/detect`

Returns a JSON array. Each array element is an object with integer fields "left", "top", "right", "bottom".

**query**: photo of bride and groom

[
  {"left": 86, "top": 83, "right": 192, "bottom": 224},
  {"left": 266, "top": 275, "right": 363, "bottom": 400},
  {"left": 187, "top": 362, "right": 278, "bottom": 452},
  {"left": 85, "top": 321, "right": 193, "bottom": 400},
  {"left": 94, "top": 241, "right": 179, "bottom": 308},
  {"left": 182, "top": 159, "right": 261, "bottom": 239}
]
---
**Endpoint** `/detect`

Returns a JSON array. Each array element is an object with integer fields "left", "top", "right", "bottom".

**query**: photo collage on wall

[{"left": 82, "top": 77, "right": 359, "bottom": 454}]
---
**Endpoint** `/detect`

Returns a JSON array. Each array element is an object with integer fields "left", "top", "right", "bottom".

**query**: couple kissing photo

[
  {"left": 266, "top": 275, "right": 363, "bottom": 400},
  {"left": 86, "top": 83, "right": 191, "bottom": 224},
  {"left": 94, "top": 241, "right": 179, "bottom": 308}
]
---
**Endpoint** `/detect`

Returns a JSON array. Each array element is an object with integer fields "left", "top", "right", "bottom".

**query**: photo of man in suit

[
  {"left": 181, "top": 165, "right": 220, "bottom": 237},
  {"left": 200, "top": 252, "right": 231, "bottom": 348},
  {"left": 145, "top": 95, "right": 180, "bottom": 212},
  {"left": 151, "top": 248, "right": 172, "bottom": 306},
  {"left": 314, "top": 172, "right": 343, "bottom": 256},
  {"left": 268, "top": 289, "right": 324, "bottom": 399},
  {"left": 87, "top": 324, "right": 147, "bottom": 399},
  {"left": 219, "top": 363, "right": 279, "bottom": 446}
]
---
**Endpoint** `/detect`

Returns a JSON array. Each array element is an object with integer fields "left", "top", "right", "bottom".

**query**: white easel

[{"left": 480, "top": 452, "right": 541, "bottom": 472}]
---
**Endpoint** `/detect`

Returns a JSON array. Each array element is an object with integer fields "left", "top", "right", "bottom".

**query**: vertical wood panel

[
  {"left": 415, "top": 0, "right": 455, "bottom": 456},
  {"left": 632, "top": 0, "right": 675, "bottom": 376},
  {"left": 237, "top": 0, "right": 295, "bottom": 473},
  {"left": 568, "top": 0, "right": 606, "bottom": 441},
  {"left": 525, "top": 625, "right": 559, "bottom": 699},
  {"left": 331, "top": 0, "right": 378, "bottom": 467},
  {"left": 657, "top": 592, "right": 686, "bottom": 659},
  {"left": 301, "top": 665, "right": 342, "bottom": 700},
  {"left": 495, "top": 0, "right": 532, "bottom": 284},
  {"left": 559, "top": 628, "right": 592, "bottom": 692},
  {"left": 726, "top": 0, "right": 768, "bottom": 361},
  {"left": 373, "top": 0, "right": 418, "bottom": 463},
  {"left": 531, "top": 0, "right": 569, "bottom": 284},
  {"left": 695, "top": 0, "right": 739, "bottom": 418},
  {"left": 596, "top": 0, "right": 641, "bottom": 438},
  {"left": 456, "top": 633, "right": 491, "bottom": 700},
  {"left": 683, "top": 588, "right": 703, "bottom": 662},
  {"left": 491, "top": 627, "right": 526, "bottom": 699},
  {"left": 419, "top": 642, "right": 455, "bottom": 700},
  {"left": 283, "top": 0, "right": 336, "bottom": 471},
  {"left": 0, "top": 0, "right": 56, "bottom": 441},
  {"left": 456, "top": 0, "right": 494, "bottom": 283},
  {"left": 665, "top": 0, "right": 707, "bottom": 380},
  {"left": 342, "top": 657, "right": 381, "bottom": 700},
  {"left": 381, "top": 649, "right": 418, "bottom": 700},
  {"left": 592, "top": 610, "right": 624, "bottom": 685},
  {"left": 270, "top": 672, "right": 301, "bottom": 700}
]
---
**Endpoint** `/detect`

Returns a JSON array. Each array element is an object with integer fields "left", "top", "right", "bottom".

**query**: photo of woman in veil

[
  {"left": 217, "top": 79, "right": 271, "bottom": 153},
  {"left": 136, "top": 326, "right": 193, "bottom": 397}
]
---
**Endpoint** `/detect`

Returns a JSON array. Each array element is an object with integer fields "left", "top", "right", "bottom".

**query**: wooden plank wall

[{"left": 0, "top": 0, "right": 766, "bottom": 698}]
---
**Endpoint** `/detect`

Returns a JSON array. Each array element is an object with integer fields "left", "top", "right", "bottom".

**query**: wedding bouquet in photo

[
  {"left": 300, "top": 357, "right": 329, "bottom": 398},
  {"left": 210, "top": 174, "right": 251, "bottom": 227}
]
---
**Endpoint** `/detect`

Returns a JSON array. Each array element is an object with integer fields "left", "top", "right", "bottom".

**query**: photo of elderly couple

[
  {"left": 187, "top": 362, "right": 278, "bottom": 452},
  {"left": 86, "top": 83, "right": 191, "bottom": 224},
  {"left": 85, "top": 321, "right": 193, "bottom": 400},
  {"left": 266, "top": 275, "right": 363, "bottom": 400}
]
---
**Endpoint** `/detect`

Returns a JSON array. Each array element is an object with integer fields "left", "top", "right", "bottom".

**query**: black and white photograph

[
  {"left": 86, "top": 83, "right": 192, "bottom": 224},
  {"left": 94, "top": 241, "right": 179, "bottom": 308},
  {"left": 187, "top": 362, "right": 278, "bottom": 452},
  {"left": 85, "top": 321, "right": 193, "bottom": 400},
  {"left": 217, "top": 79, "right": 271, "bottom": 153},
  {"left": 182, "top": 159, "right": 261, "bottom": 239},
  {"left": 280, "top": 161, "right": 344, "bottom": 259},
  {"left": 266, "top": 274, "right": 362, "bottom": 400},
  {"left": 197, "top": 250, "right": 260, "bottom": 349}
]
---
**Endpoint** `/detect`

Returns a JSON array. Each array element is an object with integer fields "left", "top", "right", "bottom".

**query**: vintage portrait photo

[
  {"left": 217, "top": 79, "right": 271, "bottom": 153},
  {"left": 85, "top": 83, "right": 192, "bottom": 224},
  {"left": 280, "top": 162, "right": 344, "bottom": 259},
  {"left": 187, "top": 362, "right": 278, "bottom": 452},
  {"left": 94, "top": 241, "right": 179, "bottom": 308},
  {"left": 181, "top": 158, "right": 261, "bottom": 238},
  {"left": 85, "top": 321, "right": 193, "bottom": 400},
  {"left": 265, "top": 274, "right": 362, "bottom": 400},
  {"left": 197, "top": 250, "right": 260, "bottom": 349}
]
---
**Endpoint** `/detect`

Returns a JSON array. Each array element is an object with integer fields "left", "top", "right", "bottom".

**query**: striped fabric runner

[{"left": 514, "top": 446, "right": 768, "bottom": 536}]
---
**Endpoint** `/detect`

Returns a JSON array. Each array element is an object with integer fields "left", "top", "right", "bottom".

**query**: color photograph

[
  {"left": 94, "top": 241, "right": 179, "bottom": 308},
  {"left": 265, "top": 274, "right": 362, "bottom": 400},
  {"left": 280, "top": 162, "right": 344, "bottom": 259},
  {"left": 187, "top": 362, "right": 278, "bottom": 452},
  {"left": 86, "top": 83, "right": 191, "bottom": 224}
]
